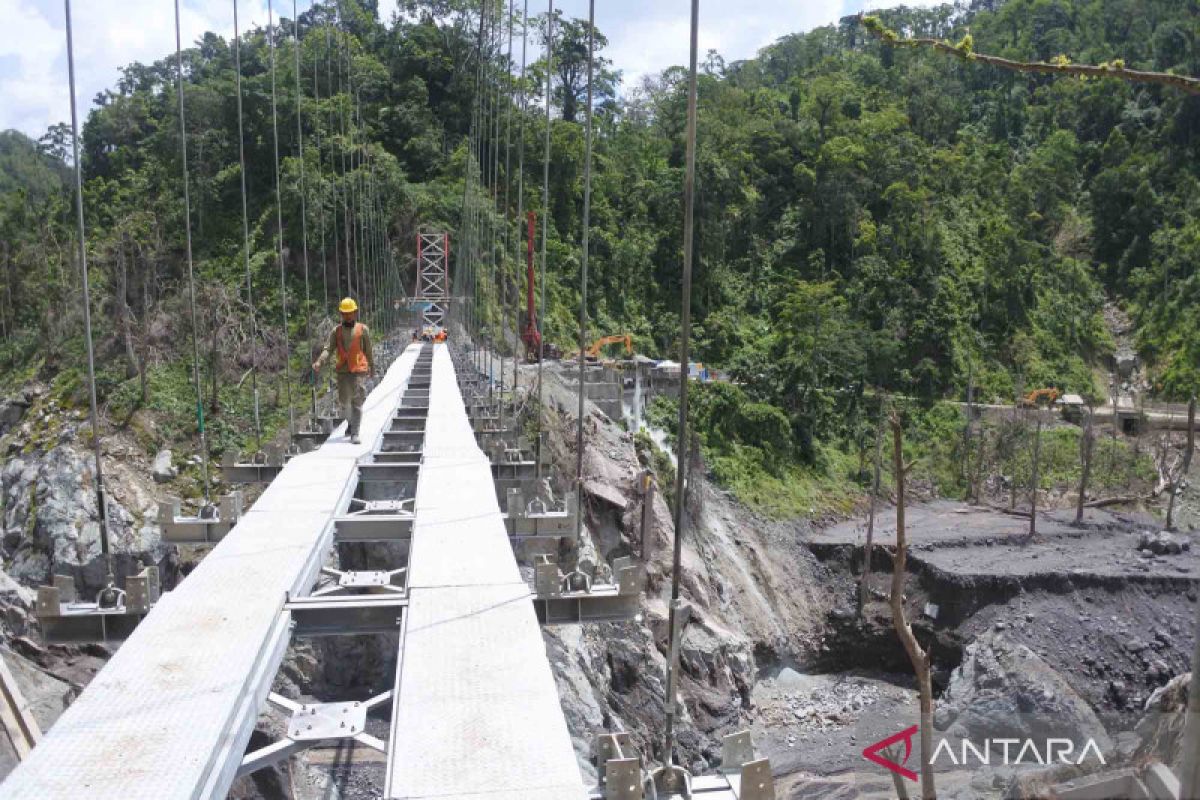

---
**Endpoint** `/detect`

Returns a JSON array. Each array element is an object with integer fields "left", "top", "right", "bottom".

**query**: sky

[{"left": 0, "top": 0, "right": 942, "bottom": 139}]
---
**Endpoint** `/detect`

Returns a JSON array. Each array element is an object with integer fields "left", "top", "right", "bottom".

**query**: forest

[{"left": 0, "top": 0, "right": 1196, "bottom": 513}]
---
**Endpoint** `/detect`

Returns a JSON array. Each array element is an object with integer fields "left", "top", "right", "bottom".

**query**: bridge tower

[{"left": 415, "top": 232, "right": 450, "bottom": 329}]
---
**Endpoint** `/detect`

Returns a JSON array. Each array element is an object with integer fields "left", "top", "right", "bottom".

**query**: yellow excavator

[{"left": 563, "top": 334, "right": 634, "bottom": 362}]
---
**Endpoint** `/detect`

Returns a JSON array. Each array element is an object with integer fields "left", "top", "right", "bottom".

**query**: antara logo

[{"left": 862, "top": 727, "right": 1107, "bottom": 781}]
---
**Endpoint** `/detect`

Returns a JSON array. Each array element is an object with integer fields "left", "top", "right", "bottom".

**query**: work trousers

[{"left": 336, "top": 372, "right": 367, "bottom": 435}]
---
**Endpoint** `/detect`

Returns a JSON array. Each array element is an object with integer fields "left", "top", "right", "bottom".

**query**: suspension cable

[
  {"left": 663, "top": 0, "right": 702, "bottom": 775},
  {"left": 535, "top": 0, "right": 554, "bottom": 475},
  {"left": 325, "top": 23, "right": 343, "bottom": 300},
  {"left": 232, "top": 0, "right": 263, "bottom": 451},
  {"left": 173, "top": 0, "right": 212, "bottom": 502},
  {"left": 63, "top": 0, "right": 115, "bottom": 589},
  {"left": 268, "top": 0, "right": 297, "bottom": 439},
  {"left": 293, "top": 0, "right": 317, "bottom": 421},
  {"left": 573, "top": 0, "right": 595, "bottom": 543},
  {"left": 499, "top": 0, "right": 515, "bottom": 435},
  {"left": 313, "top": 39, "right": 330, "bottom": 316},
  {"left": 512, "top": 0, "right": 528, "bottom": 404}
]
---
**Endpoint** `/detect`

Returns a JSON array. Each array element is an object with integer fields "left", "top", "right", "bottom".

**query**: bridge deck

[
  {"left": 384, "top": 344, "right": 584, "bottom": 799},
  {"left": 0, "top": 345, "right": 421, "bottom": 800}
]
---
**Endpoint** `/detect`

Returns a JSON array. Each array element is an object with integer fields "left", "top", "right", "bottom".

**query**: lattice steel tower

[{"left": 415, "top": 232, "right": 450, "bottom": 328}]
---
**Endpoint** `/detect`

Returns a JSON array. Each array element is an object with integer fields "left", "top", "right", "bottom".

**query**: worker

[
  {"left": 434, "top": 329, "right": 447, "bottom": 343},
  {"left": 312, "top": 297, "right": 375, "bottom": 444}
]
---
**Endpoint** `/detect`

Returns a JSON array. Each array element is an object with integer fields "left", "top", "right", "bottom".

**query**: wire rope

[
  {"left": 535, "top": 0, "right": 553, "bottom": 475},
  {"left": 63, "top": 0, "right": 116, "bottom": 591},
  {"left": 573, "top": 0, "right": 596, "bottom": 543},
  {"left": 232, "top": 0, "right": 263, "bottom": 451},
  {"left": 172, "top": 0, "right": 212, "bottom": 502},
  {"left": 267, "top": 0, "right": 297, "bottom": 438}
]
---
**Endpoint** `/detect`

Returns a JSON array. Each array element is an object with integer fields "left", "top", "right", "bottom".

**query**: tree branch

[{"left": 858, "top": 13, "right": 1200, "bottom": 96}]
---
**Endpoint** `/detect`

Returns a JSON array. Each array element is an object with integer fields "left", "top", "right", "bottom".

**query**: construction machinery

[
  {"left": 564, "top": 334, "right": 634, "bottom": 363},
  {"left": 1020, "top": 387, "right": 1060, "bottom": 408}
]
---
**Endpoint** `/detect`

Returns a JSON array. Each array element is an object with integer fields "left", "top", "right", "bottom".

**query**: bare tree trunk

[
  {"left": 1185, "top": 396, "right": 1196, "bottom": 475},
  {"left": 889, "top": 412, "right": 937, "bottom": 800},
  {"left": 1166, "top": 482, "right": 1179, "bottom": 532},
  {"left": 963, "top": 364, "right": 975, "bottom": 498},
  {"left": 859, "top": 404, "right": 884, "bottom": 615},
  {"left": 1075, "top": 407, "right": 1094, "bottom": 526},
  {"left": 118, "top": 236, "right": 139, "bottom": 379},
  {"left": 208, "top": 293, "right": 221, "bottom": 414},
  {"left": 1029, "top": 411, "right": 1042, "bottom": 537}
]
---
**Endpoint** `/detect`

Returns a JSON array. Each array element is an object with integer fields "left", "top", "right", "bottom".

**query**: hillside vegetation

[{"left": 0, "top": 0, "right": 1195, "bottom": 513}]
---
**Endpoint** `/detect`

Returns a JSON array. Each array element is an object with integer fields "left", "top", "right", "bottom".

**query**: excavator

[
  {"left": 564, "top": 334, "right": 634, "bottom": 363},
  {"left": 1019, "top": 387, "right": 1060, "bottom": 408}
]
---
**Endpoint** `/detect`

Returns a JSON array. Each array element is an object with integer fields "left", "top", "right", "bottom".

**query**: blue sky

[{"left": 0, "top": 0, "right": 941, "bottom": 138}]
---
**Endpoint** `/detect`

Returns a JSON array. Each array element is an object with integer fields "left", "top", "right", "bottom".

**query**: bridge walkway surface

[
  {"left": 0, "top": 346, "right": 421, "bottom": 799},
  {"left": 384, "top": 343, "right": 585, "bottom": 799}
]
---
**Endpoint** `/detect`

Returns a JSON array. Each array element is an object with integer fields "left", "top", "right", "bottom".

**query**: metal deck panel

[
  {"left": 0, "top": 344, "right": 422, "bottom": 800},
  {"left": 386, "top": 345, "right": 584, "bottom": 799}
]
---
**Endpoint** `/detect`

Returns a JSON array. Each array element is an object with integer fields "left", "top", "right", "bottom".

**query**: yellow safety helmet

[{"left": 338, "top": 297, "right": 358, "bottom": 313}]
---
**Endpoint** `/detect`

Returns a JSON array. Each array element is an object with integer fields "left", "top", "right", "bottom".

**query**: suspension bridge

[{"left": 0, "top": 0, "right": 781, "bottom": 797}]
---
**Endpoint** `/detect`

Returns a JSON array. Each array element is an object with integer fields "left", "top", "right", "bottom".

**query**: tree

[
  {"left": 889, "top": 409, "right": 936, "bottom": 800},
  {"left": 532, "top": 10, "right": 619, "bottom": 124}
]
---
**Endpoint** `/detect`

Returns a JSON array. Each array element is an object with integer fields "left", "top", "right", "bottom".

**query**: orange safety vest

[{"left": 335, "top": 323, "right": 370, "bottom": 374}]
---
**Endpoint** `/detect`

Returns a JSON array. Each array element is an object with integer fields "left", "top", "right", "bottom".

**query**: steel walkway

[
  {"left": 0, "top": 347, "right": 422, "bottom": 798},
  {"left": 0, "top": 342, "right": 586, "bottom": 799},
  {"left": 384, "top": 344, "right": 584, "bottom": 799}
]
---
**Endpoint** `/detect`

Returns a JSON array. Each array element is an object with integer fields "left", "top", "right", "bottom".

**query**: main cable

[
  {"left": 232, "top": 0, "right": 263, "bottom": 451},
  {"left": 173, "top": 0, "right": 212, "bottom": 503},
  {"left": 573, "top": 0, "right": 595, "bottom": 544},
  {"left": 293, "top": 0, "right": 318, "bottom": 422},
  {"left": 64, "top": 0, "right": 115, "bottom": 591},
  {"left": 512, "top": 0, "right": 528, "bottom": 406},
  {"left": 535, "top": 0, "right": 553, "bottom": 475},
  {"left": 663, "top": 0, "right": 702, "bottom": 775},
  {"left": 268, "top": 0, "right": 297, "bottom": 439}
]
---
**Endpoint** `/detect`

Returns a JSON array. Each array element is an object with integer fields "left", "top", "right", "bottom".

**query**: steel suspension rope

[
  {"left": 63, "top": 0, "right": 116, "bottom": 594},
  {"left": 462, "top": 0, "right": 487, "bottom": 352},
  {"left": 485, "top": 0, "right": 499, "bottom": 383},
  {"left": 498, "top": 0, "right": 515, "bottom": 436},
  {"left": 662, "top": 0, "right": 702, "bottom": 779},
  {"left": 313, "top": 34, "right": 331, "bottom": 315},
  {"left": 335, "top": 12, "right": 355, "bottom": 299},
  {"left": 268, "top": 0, "right": 297, "bottom": 439},
  {"left": 232, "top": 0, "right": 263, "bottom": 451},
  {"left": 490, "top": 0, "right": 504, "bottom": 389},
  {"left": 173, "top": 0, "right": 212, "bottom": 503},
  {"left": 293, "top": 0, "right": 318, "bottom": 422},
  {"left": 535, "top": 0, "right": 554, "bottom": 475},
  {"left": 512, "top": 0, "right": 528, "bottom": 407},
  {"left": 325, "top": 23, "right": 344, "bottom": 299},
  {"left": 573, "top": 0, "right": 596, "bottom": 544}
]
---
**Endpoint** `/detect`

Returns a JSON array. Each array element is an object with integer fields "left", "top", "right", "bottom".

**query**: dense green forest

[{"left": 0, "top": 0, "right": 1196, "bottom": 511}]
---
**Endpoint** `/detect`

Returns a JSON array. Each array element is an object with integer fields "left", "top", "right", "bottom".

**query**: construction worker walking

[{"left": 312, "top": 298, "right": 375, "bottom": 444}]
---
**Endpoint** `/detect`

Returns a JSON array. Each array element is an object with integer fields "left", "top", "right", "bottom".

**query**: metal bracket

[
  {"left": 221, "top": 444, "right": 287, "bottom": 483},
  {"left": 35, "top": 566, "right": 161, "bottom": 644},
  {"left": 591, "top": 730, "right": 774, "bottom": 800},
  {"left": 505, "top": 488, "right": 578, "bottom": 540},
  {"left": 285, "top": 594, "right": 407, "bottom": 637},
  {"left": 158, "top": 492, "right": 244, "bottom": 544},
  {"left": 238, "top": 692, "right": 391, "bottom": 777},
  {"left": 533, "top": 555, "right": 642, "bottom": 625}
]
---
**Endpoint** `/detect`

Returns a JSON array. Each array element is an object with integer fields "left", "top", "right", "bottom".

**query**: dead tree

[
  {"left": 889, "top": 410, "right": 937, "bottom": 800},
  {"left": 1186, "top": 396, "right": 1196, "bottom": 475},
  {"left": 1075, "top": 405, "right": 1095, "bottom": 526},
  {"left": 1029, "top": 408, "right": 1043, "bottom": 538},
  {"left": 859, "top": 403, "right": 885, "bottom": 614},
  {"left": 1154, "top": 432, "right": 1185, "bottom": 531}
]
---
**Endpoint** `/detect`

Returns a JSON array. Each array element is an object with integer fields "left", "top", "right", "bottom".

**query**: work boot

[{"left": 350, "top": 433, "right": 361, "bottom": 445}]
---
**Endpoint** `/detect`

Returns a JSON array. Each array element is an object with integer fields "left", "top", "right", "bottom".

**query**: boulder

[
  {"left": 152, "top": 449, "right": 177, "bottom": 483},
  {"left": 0, "top": 445, "right": 165, "bottom": 591},
  {"left": 935, "top": 631, "right": 1113, "bottom": 754}
]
